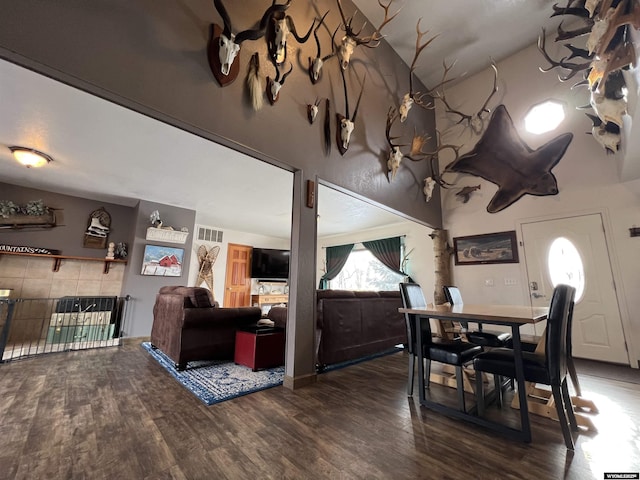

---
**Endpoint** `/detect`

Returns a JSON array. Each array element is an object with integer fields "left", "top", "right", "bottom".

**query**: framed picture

[
  {"left": 141, "top": 244, "right": 184, "bottom": 276},
  {"left": 453, "top": 231, "right": 519, "bottom": 266}
]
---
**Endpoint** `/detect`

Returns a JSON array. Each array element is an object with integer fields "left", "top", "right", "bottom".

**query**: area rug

[
  {"left": 142, "top": 342, "right": 404, "bottom": 406},
  {"left": 141, "top": 342, "right": 284, "bottom": 406}
]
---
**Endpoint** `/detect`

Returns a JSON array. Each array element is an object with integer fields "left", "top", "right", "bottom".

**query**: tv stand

[{"left": 251, "top": 293, "right": 288, "bottom": 316}]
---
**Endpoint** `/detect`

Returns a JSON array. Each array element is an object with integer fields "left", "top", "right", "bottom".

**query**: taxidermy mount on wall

[
  {"left": 266, "top": 1, "right": 316, "bottom": 65},
  {"left": 208, "top": 0, "right": 288, "bottom": 86},
  {"left": 336, "top": 69, "right": 365, "bottom": 155},
  {"left": 446, "top": 105, "right": 573, "bottom": 213}
]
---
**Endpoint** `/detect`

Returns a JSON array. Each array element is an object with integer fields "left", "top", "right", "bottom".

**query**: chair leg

[
  {"left": 475, "top": 368, "right": 484, "bottom": 416},
  {"left": 425, "top": 358, "right": 431, "bottom": 388},
  {"left": 568, "top": 357, "right": 582, "bottom": 397},
  {"left": 561, "top": 378, "right": 579, "bottom": 431},
  {"left": 456, "top": 365, "right": 466, "bottom": 412},
  {"left": 552, "top": 384, "right": 575, "bottom": 450},
  {"left": 493, "top": 374, "right": 503, "bottom": 408},
  {"left": 407, "top": 353, "right": 415, "bottom": 396}
]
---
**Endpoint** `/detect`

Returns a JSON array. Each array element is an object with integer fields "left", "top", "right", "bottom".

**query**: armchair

[{"left": 150, "top": 286, "right": 261, "bottom": 370}]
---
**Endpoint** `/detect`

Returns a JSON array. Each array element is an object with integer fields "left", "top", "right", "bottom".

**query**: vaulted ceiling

[{"left": 1, "top": 1, "right": 637, "bottom": 239}]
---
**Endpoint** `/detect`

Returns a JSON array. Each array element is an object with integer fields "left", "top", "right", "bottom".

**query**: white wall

[
  {"left": 317, "top": 220, "right": 436, "bottom": 297},
  {"left": 436, "top": 39, "right": 640, "bottom": 366},
  {"left": 187, "top": 224, "right": 289, "bottom": 306}
]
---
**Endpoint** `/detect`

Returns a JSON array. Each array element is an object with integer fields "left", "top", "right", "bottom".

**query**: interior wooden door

[
  {"left": 223, "top": 243, "right": 252, "bottom": 308},
  {"left": 520, "top": 213, "right": 629, "bottom": 364}
]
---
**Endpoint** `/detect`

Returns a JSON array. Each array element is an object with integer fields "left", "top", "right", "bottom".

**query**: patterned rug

[
  {"left": 141, "top": 342, "right": 284, "bottom": 406},
  {"left": 142, "top": 342, "right": 404, "bottom": 406}
]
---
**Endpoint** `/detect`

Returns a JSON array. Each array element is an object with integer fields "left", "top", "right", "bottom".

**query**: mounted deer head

[
  {"left": 308, "top": 11, "right": 333, "bottom": 84},
  {"left": 440, "top": 61, "right": 498, "bottom": 136},
  {"left": 266, "top": 62, "right": 293, "bottom": 104},
  {"left": 208, "top": 0, "right": 289, "bottom": 86},
  {"left": 336, "top": 69, "right": 365, "bottom": 155},
  {"left": 335, "top": 0, "right": 400, "bottom": 70},
  {"left": 267, "top": 0, "right": 316, "bottom": 65},
  {"left": 385, "top": 107, "right": 407, "bottom": 181},
  {"left": 399, "top": 19, "right": 448, "bottom": 122},
  {"left": 540, "top": 0, "right": 638, "bottom": 154}
]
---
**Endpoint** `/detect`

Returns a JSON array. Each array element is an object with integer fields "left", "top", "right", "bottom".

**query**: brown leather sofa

[
  {"left": 150, "top": 286, "right": 261, "bottom": 370},
  {"left": 316, "top": 290, "right": 406, "bottom": 369}
]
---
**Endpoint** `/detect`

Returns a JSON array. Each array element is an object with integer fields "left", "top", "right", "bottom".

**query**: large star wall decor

[{"left": 445, "top": 104, "right": 573, "bottom": 213}]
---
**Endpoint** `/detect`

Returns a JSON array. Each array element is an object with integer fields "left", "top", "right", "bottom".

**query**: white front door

[{"left": 520, "top": 213, "right": 629, "bottom": 364}]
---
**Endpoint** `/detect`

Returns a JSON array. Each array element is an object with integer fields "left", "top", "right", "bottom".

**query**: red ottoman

[{"left": 234, "top": 326, "right": 285, "bottom": 371}]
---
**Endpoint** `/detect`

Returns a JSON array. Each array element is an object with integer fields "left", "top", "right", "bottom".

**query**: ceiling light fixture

[
  {"left": 9, "top": 146, "right": 53, "bottom": 168},
  {"left": 524, "top": 100, "right": 565, "bottom": 135}
]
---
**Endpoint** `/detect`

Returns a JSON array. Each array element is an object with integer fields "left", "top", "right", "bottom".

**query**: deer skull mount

[
  {"left": 336, "top": 69, "right": 365, "bottom": 155},
  {"left": 267, "top": 62, "right": 293, "bottom": 105},
  {"left": 267, "top": 1, "right": 315, "bottom": 65},
  {"left": 307, "top": 12, "right": 332, "bottom": 84},
  {"left": 586, "top": 113, "right": 621, "bottom": 153},
  {"left": 385, "top": 107, "right": 407, "bottom": 181},
  {"left": 208, "top": 0, "right": 289, "bottom": 86},
  {"left": 335, "top": 0, "right": 400, "bottom": 71},
  {"left": 423, "top": 177, "right": 436, "bottom": 202},
  {"left": 440, "top": 61, "right": 498, "bottom": 136},
  {"left": 400, "top": 19, "right": 444, "bottom": 122},
  {"left": 307, "top": 98, "right": 321, "bottom": 124}
]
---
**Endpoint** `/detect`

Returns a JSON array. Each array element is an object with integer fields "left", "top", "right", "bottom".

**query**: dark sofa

[
  {"left": 150, "top": 286, "right": 261, "bottom": 370},
  {"left": 316, "top": 290, "right": 406, "bottom": 369}
]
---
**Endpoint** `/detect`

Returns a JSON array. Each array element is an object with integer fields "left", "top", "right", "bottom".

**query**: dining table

[{"left": 399, "top": 303, "right": 549, "bottom": 443}]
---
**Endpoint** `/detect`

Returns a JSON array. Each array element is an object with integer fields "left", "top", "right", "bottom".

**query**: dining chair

[
  {"left": 472, "top": 284, "right": 578, "bottom": 449},
  {"left": 400, "top": 283, "right": 482, "bottom": 412},
  {"left": 443, "top": 286, "right": 512, "bottom": 348}
]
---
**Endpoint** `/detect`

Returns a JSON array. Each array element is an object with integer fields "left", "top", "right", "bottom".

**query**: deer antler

[
  {"left": 439, "top": 61, "right": 498, "bottom": 136},
  {"left": 334, "top": 0, "right": 400, "bottom": 69},
  {"left": 398, "top": 19, "right": 443, "bottom": 121},
  {"left": 538, "top": 29, "right": 591, "bottom": 81},
  {"left": 355, "top": 0, "right": 400, "bottom": 48}
]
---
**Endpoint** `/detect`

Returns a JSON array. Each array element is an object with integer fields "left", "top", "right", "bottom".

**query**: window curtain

[
  {"left": 318, "top": 243, "right": 354, "bottom": 289},
  {"left": 362, "top": 236, "right": 414, "bottom": 283}
]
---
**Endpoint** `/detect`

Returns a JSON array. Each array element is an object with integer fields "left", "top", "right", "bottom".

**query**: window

[
  {"left": 524, "top": 100, "right": 565, "bottom": 134},
  {"left": 547, "top": 237, "right": 585, "bottom": 302},
  {"left": 330, "top": 248, "right": 405, "bottom": 291}
]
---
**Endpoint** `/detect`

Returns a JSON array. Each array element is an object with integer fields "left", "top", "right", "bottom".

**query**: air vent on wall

[{"left": 197, "top": 225, "right": 224, "bottom": 243}]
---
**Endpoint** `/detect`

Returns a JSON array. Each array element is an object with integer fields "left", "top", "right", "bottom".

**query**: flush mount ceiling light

[
  {"left": 9, "top": 146, "right": 53, "bottom": 168},
  {"left": 524, "top": 100, "right": 565, "bottom": 135}
]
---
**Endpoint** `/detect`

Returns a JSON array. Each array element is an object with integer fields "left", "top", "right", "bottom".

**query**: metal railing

[{"left": 0, "top": 295, "right": 129, "bottom": 363}]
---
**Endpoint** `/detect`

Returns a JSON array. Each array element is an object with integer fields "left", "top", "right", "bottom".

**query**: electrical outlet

[
  {"left": 504, "top": 278, "right": 517, "bottom": 286},
  {"left": 484, "top": 278, "right": 494, "bottom": 287}
]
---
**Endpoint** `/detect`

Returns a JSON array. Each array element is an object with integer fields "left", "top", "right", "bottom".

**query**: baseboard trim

[
  {"left": 283, "top": 372, "right": 317, "bottom": 390},
  {"left": 122, "top": 336, "right": 149, "bottom": 346}
]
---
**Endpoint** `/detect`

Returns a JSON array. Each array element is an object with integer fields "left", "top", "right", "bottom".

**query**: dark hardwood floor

[{"left": 0, "top": 344, "right": 638, "bottom": 479}]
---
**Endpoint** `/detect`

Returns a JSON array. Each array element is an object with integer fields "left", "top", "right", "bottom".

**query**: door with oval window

[{"left": 520, "top": 213, "right": 629, "bottom": 364}]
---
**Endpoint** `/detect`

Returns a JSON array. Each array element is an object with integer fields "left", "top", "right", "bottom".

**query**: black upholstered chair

[
  {"left": 472, "top": 284, "right": 578, "bottom": 449},
  {"left": 400, "top": 283, "right": 482, "bottom": 412},
  {"left": 443, "top": 286, "right": 511, "bottom": 348}
]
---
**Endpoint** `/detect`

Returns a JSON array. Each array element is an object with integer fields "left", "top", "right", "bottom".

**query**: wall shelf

[{"left": 0, "top": 251, "right": 127, "bottom": 274}]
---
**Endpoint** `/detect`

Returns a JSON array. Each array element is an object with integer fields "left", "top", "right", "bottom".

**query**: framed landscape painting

[
  {"left": 453, "top": 231, "right": 519, "bottom": 265},
  {"left": 141, "top": 244, "right": 184, "bottom": 276}
]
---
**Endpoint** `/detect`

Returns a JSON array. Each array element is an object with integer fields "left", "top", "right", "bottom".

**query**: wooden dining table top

[{"left": 398, "top": 303, "right": 549, "bottom": 326}]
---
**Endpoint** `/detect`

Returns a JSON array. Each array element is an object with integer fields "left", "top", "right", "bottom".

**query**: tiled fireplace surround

[{"left": 0, "top": 255, "right": 124, "bottom": 299}]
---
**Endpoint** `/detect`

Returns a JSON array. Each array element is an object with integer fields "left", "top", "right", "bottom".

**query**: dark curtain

[
  {"left": 363, "top": 236, "right": 413, "bottom": 283},
  {"left": 318, "top": 243, "right": 354, "bottom": 289}
]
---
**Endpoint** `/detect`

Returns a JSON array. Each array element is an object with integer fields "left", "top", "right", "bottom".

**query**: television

[{"left": 251, "top": 248, "right": 290, "bottom": 280}]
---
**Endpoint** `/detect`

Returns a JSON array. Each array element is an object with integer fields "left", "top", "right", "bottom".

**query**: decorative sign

[{"left": 0, "top": 244, "right": 60, "bottom": 255}]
